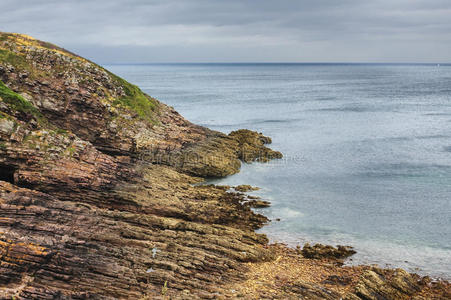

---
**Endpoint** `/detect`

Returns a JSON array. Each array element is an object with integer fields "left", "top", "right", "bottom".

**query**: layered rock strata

[{"left": 0, "top": 32, "right": 449, "bottom": 299}]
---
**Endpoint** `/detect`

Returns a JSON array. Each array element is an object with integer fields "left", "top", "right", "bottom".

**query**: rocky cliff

[{"left": 0, "top": 32, "right": 449, "bottom": 299}]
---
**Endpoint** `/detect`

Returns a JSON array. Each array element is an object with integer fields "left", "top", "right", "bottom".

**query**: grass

[
  {"left": 0, "top": 48, "right": 46, "bottom": 80},
  {"left": 1, "top": 33, "right": 158, "bottom": 126},
  {"left": 55, "top": 128, "right": 68, "bottom": 135},
  {"left": 1, "top": 32, "right": 85, "bottom": 63},
  {"left": 0, "top": 111, "right": 9, "bottom": 119},
  {"left": 0, "top": 49, "right": 29, "bottom": 70},
  {"left": 109, "top": 73, "right": 159, "bottom": 124},
  {"left": 64, "top": 144, "right": 77, "bottom": 157},
  {"left": 0, "top": 80, "right": 46, "bottom": 124},
  {"left": 161, "top": 281, "right": 168, "bottom": 296}
]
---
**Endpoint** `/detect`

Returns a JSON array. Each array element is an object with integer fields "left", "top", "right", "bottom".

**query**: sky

[{"left": 1, "top": 0, "right": 451, "bottom": 63}]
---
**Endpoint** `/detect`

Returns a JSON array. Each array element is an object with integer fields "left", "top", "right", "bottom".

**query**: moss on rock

[
  {"left": 109, "top": 73, "right": 159, "bottom": 124},
  {"left": 0, "top": 80, "right": 46, "bottom": 124},
  {"left": 0, "top": 49, "right": 29, "bottom": 69}
]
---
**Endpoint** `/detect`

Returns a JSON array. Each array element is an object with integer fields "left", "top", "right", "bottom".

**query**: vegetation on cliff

[
  {"left": 0, "top": 31, "right": 282, "bottom": 299},
  {"left": 0, "top": 31, "right": 280, "bottom": 175},
  {"left": 0, "top": 32, "right": 449, "bottom": 299},
  {"left": 109, "top": 72, "right": 158, "bottom": 123},
  {"left": 0, "top": 79, "right": 45, "bottom": 124},
  {"left": 0, "top": 32, "right": 158, "bottom": 125},
  {"left": 0, "top": 48, "right": 29, "bottom": 71}
]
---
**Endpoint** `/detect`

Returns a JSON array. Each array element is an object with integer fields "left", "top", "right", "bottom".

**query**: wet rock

[
  {"left": 1, "top": 31, "right": 449, "bottom": 300},
  {"left": 301, "top": 243, "right": 357, "bottom": 260},
  {"left": 246, "top": 199, "right": 271, "bottom": 208},
  {"left": 0, "top": 32, "right": 281, "bottom": 179},
  {"left": 234, "top": 184, "right": 259, "bottom": 192},
  {"left": 0, "top": 32, "right": 278, "bottom": 299}
]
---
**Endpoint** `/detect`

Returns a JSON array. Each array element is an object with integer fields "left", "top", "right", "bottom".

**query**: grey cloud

[{"left": 1, "top": 0, "right": 450, "bottom": 62}]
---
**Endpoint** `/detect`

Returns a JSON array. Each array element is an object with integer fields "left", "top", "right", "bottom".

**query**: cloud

[{"left": 1, "top": 0, "right": 451, "bottom": 62}]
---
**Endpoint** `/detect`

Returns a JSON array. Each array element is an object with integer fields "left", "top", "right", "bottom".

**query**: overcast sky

[{"left": 2, "top": 0, "right": 451, "bottom": 63}]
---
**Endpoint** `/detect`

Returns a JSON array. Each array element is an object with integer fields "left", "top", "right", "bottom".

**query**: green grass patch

[
  {"left": 66, "top": 144, "right": 76, "bottom": 156},
  {"left": 0, "top": 48, "right": 46, "bottom": 79},
  {"left": 0, "top": 32, "right": 12, "bottom": 42},
  {"left": 0, "top": 49, "right": 29, "bottom": 70},
  {"left": 0, "top": 80, "right": 46, "bottom": 124},
  {"left": 109, "top": 73, "right": 159, "bottom": 124},
  {"left": 55, "top": 128, "right": 68, "bottom": 135}
]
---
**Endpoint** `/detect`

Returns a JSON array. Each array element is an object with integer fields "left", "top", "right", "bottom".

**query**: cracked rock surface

[{"left": 0, "top": 32, "right": 449, "bottom": 299}]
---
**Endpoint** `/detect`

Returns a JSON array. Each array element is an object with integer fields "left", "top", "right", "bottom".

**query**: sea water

[{"left": 106, "top": 63, "right": 451, "bottom": 279}]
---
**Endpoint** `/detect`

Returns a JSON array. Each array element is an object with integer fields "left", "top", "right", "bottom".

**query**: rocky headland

[{"left": 0, "top": 32, "right": 449, "bottom": 299}]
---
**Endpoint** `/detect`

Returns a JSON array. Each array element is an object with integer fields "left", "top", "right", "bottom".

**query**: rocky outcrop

[
  {"left": 245, "top": 199, "right": 271, "bottom": 208},
  {"left": 0, "top": 32, "right": 281, "bottom": 179},
  {"left": 226, "top": 244, "right": 450, "bottom": 299},
  {"left": 0, "top": 32, "right": 449, "bottom": 299},
  {"left": 344, "top": 268, "right": 451, "bottom": 300},
  {"left": 300, "top": 243, "right": 357, "bottom": 260},
  {"left": 350, "top": 268, "right": 421, "bottom": 300},
  {"left": 234, "top": 185, "right": 259, "bottom": 192},
  {"left": 229, "top": 129, "right": 282, "bottom": 163},
  {"left": 0, "top": 179, "right": 273, "bottom": 299},
  {"left": 0, "top": 31, "right": 278, "bottom": 299}
]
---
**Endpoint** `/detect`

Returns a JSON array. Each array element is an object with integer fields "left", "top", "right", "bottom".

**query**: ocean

[{"left": 105, "top": 63, "right": 451, "bottom": 279}]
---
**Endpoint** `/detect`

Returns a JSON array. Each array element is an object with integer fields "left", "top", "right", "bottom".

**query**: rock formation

[
  {"left": 0, "top": 32, "right": 449, "bottom": 299},
  {"left": 300, "top": 243, "right": 356, "bottom": 260}
]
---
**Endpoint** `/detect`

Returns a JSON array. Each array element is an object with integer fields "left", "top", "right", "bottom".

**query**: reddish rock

[{"left": 0, "top": 32, "right": 449, "bottom": 300}]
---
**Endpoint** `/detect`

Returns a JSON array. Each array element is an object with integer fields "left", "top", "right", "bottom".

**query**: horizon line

[{"left": 102, "top": 62, "right": 450, "bottom": 66}]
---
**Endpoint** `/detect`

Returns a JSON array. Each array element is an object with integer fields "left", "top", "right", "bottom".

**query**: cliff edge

[{"left": 0, "top": 32, "right": 449, "bottom": 299}]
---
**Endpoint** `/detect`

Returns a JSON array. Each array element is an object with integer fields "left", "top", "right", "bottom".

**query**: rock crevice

[{"left": 0, "top": 32, "right": 449, "bottom": 299}]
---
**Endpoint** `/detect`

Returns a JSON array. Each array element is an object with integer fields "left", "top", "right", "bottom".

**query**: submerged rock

[
  {"left": 246, "top": 199, "right": 271, "bottom": 208},
  {"left": 234, "top": 184, "right": 260, "bottom": 192},
  {"left": 301, "top": 243, "right": 357, "bottom": 260},
  {"left": 0, "top": 31, "right": 277, "bottom": 299},
  {"left": 0, "top": 32, "right": 449, "bottom": 299}
]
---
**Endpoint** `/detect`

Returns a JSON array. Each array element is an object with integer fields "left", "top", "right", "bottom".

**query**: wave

[
  {"left": 311, "top": 105, "right": 396, "bottom": 113},
  {"left": 198, "top": 117, "right": 302, "bottom": 128},
  {"left": 357, "top": 162, "right": 451, "bottom": 178},
  {"left": 263, "top": 229, "right": 451, "bottom": 279},
  {"left": 424, "top": 112, "right": 451, "bottom": 116},
  {"left": 315, "top": 96, "right": 337, "bottom": 101},
  {"left": 416, "top": 134, "right": 451, "bottom": 140}
]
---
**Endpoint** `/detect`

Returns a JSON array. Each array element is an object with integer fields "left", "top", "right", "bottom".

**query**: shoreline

[
  {"left": 266, "top": 238, "right": 451, "bottom": 281},
  {"left": 206, "top": 179, "right": 449, "bottom": 286},
  {"left": 224, "top": 243, "right": 451, "bottom": 299},
  {"left": 261, "top": 224, "right": 451, "bottom": 281},
  {"left": 0, "top": 31, "right": 449, "bottom": 299},
  {"left": 208, "top": 161, "right": 451, "bottom": 282}
]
